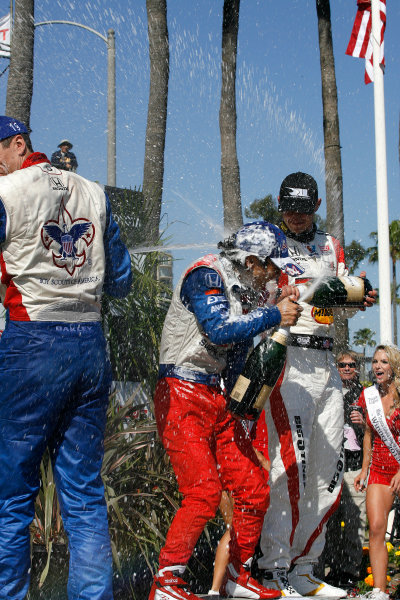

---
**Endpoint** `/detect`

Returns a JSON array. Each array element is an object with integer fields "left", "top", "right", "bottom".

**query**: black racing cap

[{"left": 278, "top": 172, "right": 318, "bottom": 214}]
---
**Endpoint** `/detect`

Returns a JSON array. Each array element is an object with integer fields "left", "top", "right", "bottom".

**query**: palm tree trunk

[
  {"left": 316, "top": 0, "right": 344, "bottom": 244},
  {"left": 316, "top": 0, "right": 348, "bottom": 351},
  {"left": 6, "top": 0, "right": 34, "bottom": 129},
  {"left": 220, "top": 0, "right": 242, "bottom": 235},
  {"left": 143, "top": 0, "right": 169, "bottom": 245},
  {"left": 393, "top": 258, "right": 398, "bottom": 345}
]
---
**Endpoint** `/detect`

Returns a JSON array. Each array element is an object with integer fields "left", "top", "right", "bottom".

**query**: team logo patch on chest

[
  {"left": 311, "top": 306, "right": 334, "bottom": 324},
  {"left": 41, "top": 198, "right": 95, "bottom": 276}
]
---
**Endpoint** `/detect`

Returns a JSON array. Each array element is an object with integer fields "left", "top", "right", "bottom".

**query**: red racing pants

[{"left": 154, "top": 377, "right": 269, "bottom": 572}]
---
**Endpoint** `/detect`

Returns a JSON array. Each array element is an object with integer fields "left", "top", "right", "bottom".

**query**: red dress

[{"left": 358, "top": 389, "right": 400, "bottom": 485}]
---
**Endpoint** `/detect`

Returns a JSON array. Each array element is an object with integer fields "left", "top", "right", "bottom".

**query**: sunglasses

[{"left": 338, "top": 362, "right": 356, "bottom": 369}]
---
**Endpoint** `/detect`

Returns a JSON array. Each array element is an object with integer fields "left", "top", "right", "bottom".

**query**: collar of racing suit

[
  {"left": 280, "top": 220, "right": 317, "bottom": 243},
  {"left": 21, "top": 152, "right": 51, "bottom": 169}
]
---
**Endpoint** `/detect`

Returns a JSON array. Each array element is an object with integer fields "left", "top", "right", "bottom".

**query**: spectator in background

[
  {"left": 320, "top": 350, "right": 366, "bottom": 591},
  {"left": 51, "top": 139, "right": 78, "bottom": 172}
]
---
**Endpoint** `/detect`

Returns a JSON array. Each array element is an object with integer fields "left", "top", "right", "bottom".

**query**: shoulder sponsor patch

[
  {"left": 285, "top": 263, "right": 304, "bottom": 277},
  {"left": 318, "top": 244, "right": 331, "bottom": 254},
  {"left": 205, "top": 272, "right": 222, "bottom": 289}
]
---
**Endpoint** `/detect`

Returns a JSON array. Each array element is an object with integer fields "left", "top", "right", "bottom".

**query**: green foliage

[
  {"left": 344, "top": 240, "right": 368, "bottom": 275},
  {"left": 103, "top": 186, "right": 171, "bottom": 394},
  {"left": 244, "top": 195, "right": 280, "bottom": 224},
  {"left": 244, "top": 194, "right": 327, "bottom": 229},
  {"left": 30, "top": 451, "right": 66, "bottom": 589},
  {"left": 104, "top": 250, "right": 171, "bottom": 393},
  {"left": 368, "top": 220, "right": 400, "bottom": 266},
  {"left": 102, "top": 391, "right": 179, "bottom": 585},
  {"left": 353, "top": 327, "right": 376, "bottom": 350}
]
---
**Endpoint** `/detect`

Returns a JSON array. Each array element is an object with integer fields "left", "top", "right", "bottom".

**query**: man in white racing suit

[{"left": 258, "top": 172, "right": 376, "bottom": 598}]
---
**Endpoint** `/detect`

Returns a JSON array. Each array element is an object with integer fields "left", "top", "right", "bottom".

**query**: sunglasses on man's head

[{"left": 338, "top": 362, "right": 356, "bottom": 369}]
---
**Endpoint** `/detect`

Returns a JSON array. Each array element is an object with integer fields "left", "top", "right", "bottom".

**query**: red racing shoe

[
  {"left": 149, "top": 570, "right": 201, "bottom": 600},
  {"left": 220, "top": 563, "right": 282, "bottom": 599}
]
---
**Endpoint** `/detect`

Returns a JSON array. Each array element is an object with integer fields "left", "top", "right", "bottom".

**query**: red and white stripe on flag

[
  {"left": 346, "top": 0, "right": 386, "bottom": 84},
  {"left": 0, "top": 13, "right": 11, "bottom": 58}
]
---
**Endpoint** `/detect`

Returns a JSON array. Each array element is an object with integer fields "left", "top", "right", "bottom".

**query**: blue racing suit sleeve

[
  {"left": 0, "top": 199, "right": 6, "bottom": 244},
  {"left": 103, "top": 193, "right": 132, "bottom": 298},
  {"left": 181, "top": 266, "right": 281, "bottom": 345}
]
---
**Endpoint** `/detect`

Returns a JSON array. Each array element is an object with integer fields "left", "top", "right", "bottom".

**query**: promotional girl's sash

[{"left": 364, "top": 385, "right": 400, "bottom": 465}]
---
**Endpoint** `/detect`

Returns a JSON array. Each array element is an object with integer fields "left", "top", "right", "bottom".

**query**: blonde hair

[{"left": 374, "top": 344, "right": 400, "bottom": 404}]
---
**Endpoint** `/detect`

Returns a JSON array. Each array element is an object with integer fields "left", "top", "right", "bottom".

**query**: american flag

[{"left": 346, "top": 0, "right": 386, "bottom": 84}]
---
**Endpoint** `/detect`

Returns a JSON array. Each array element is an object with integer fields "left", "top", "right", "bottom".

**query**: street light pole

[
  {"left": 34, "top": 20, "right": 116, "bottom": 186},
  {"left": 107, "top": 28, "right": 116, "bottom": 187}
]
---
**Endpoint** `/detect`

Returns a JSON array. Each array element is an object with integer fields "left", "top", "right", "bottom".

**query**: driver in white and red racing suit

[
  {"left": 257, "top": 173, "right": 376, "bottom": 599},
  {"left": 149, "top": 222, "right": 304, "bottom": 600}
]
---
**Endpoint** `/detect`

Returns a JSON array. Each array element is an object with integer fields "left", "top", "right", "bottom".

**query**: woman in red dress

[{"left": 353, "top": 345, "right": 400, "bottom": 600}]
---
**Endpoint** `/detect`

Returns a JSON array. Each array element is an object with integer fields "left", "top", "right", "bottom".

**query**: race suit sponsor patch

[{"left": 311, "top": 306, "right": 334, "bottom": 324}]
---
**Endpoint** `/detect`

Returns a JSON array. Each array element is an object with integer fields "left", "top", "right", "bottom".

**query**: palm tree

[
  {"left": 5, "top": 0, "right": 34, "bottom": 128},
  {"left": 142, "top": 0, "right": 169, "bottom": 245},
  {"left": 344, "top": 240, "right": 368, "bottom": 275},
  {"left": 368, "top": 219, "right": 400, "bottom": 345},
  {"left": 316, "top": 0, "right": 344, "bottom": 245},
  {"left": 316, "top": 0, "right": 347, "bottom": 353},
  {"left": 353, "top": 327, "right": 376, "bottom": 380},
  {"left": 244, "top": 194, "right": 280, "bottom": 225},
  {"left": 316, "top": 0, "right": 347, "bottom": 352},
  {"left": 220, "top": 0, "right": 242, "bottom": 235}
]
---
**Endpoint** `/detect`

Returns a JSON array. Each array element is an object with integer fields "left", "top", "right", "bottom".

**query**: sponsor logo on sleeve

[
  {"left": 205, "top": 272, "right": 222, "bottom": 289},
  {"left": 318, "top": 244, "right": 331, "bottom": 254},
  {"left": 285, "top": 263, "right": 305, "bottom": 277}
]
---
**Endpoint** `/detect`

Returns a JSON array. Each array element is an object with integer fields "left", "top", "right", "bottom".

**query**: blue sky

[{"left": 0, "top": 0, "right": 399, "bottom": 349}]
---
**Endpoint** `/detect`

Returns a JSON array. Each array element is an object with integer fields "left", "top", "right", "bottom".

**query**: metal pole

[
  {"left": 107, "top": 28, "right": 116, "bottom": 187},
  {"left": 371, "top": 0, "right": 392, "bottom": 344}
]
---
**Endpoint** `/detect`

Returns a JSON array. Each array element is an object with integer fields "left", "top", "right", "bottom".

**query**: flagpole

[{"left": 371, "top": 0, "right": 392, "bottom": 344}]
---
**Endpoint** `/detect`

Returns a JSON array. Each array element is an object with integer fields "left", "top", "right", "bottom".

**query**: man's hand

[
  {"left": 279, "top": 285, "right": 300, "bottom": 301},
  {"left": 277, "top": 295, "right": 302, "bottom": 327},
  {"left": 358, "top": 270, "right": 377, "bottom": 310},
  {"left": 350, "top": 409, "right": 365, "bottom": 427},
  {"left": 354, "top": 471, "right": 367, "bottom": 492}
]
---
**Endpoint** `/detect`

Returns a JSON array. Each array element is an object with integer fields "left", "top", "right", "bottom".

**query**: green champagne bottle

[
  {"left": 297, "top": 276, "right": 373, "bottom": 308},
  {"left": 228, "top": 328, "right": 289, "bottom": 421}
]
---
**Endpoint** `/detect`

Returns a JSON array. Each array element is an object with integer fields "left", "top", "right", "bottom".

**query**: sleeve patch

[{"left": 205, "top": 272, "right": 222, "bottom": 289}]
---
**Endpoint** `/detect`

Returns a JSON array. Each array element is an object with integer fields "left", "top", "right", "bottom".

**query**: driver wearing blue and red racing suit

[
  {"left": 149, "top": 222, "right": 304, "bottom": 600},
  {"left": 0, "top": 116, "right": 132, "bottom": 600}
]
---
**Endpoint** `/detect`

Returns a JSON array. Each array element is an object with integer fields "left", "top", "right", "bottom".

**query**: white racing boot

[
  {"left": 358, "top": 589, "right": 390, "bottom": 600},
  {"left": 262, "top": 569, "right": 303, "bottom": 597},
  {"left": 288, "top": 564, "right": 347, "bottom": 598}
]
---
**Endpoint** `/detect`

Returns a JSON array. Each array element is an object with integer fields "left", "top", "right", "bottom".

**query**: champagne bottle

[
  {"left": 228, "top": 328, "right": 289, "bottom": 421},
  {"left": 297, "top": 276, "right": 373, "bottom": 308}
]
